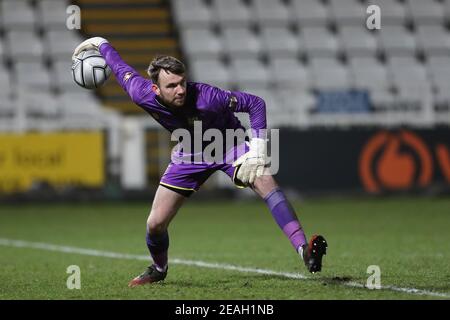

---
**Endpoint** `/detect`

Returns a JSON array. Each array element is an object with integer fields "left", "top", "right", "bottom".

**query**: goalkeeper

[{"left": 73, "top": 38, "right": 328, "bottom": 287}]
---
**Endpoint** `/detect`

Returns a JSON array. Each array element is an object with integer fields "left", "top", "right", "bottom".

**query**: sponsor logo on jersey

[{"left": 123, "top": 72, "right": 133, "bottom": 82}]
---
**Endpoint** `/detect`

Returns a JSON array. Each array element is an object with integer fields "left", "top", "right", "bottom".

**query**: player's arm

[
  {"left": 206, "top": 85, "right": 268, "bottom": 185},
  {"left": 229, "top": 91, "right": 268, "bottom": 184},
  {"left": 72, "top": 37, "right": 150, "bottom": 104},
  {"left": 229, "top": 91, "right": 267, "bottom": 139},
  {"left": 203, "top": 85, "right": 267, "bottom": 138}
]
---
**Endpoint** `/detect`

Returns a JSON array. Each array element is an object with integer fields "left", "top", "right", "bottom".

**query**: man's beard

[{"left": 159, "top": 93, "right": 185, "bottom": 108}]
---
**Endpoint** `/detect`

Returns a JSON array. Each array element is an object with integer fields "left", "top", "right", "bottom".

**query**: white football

[{"left": 72, "top": 50, "right": 111, "bottom": 89}]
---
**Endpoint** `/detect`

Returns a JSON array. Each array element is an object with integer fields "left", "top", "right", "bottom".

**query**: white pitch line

[{"left": 0, "top": 238, "right": 448, "bottom": 299}]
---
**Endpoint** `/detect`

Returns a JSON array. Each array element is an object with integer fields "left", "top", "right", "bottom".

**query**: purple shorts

[{"left": 159, "top": 142, "right": 249, "bottom": 196}]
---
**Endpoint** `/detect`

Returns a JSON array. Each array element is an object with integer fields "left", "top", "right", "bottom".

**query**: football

[{"left": 72, "top": 50, "right": 111, "bottom": 89}]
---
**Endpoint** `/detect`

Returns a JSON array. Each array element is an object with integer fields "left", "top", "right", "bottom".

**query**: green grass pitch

[{"left": 0, "top": 197, "right": 449, "bottom": 300}]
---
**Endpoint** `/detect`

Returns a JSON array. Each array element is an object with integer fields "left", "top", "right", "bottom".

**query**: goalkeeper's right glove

[
  {"left": 72, "top": 37, "right": 109, "bottom": 60},
  {"left": 232, "top": 137, "right": 267, "bottom": 185}
]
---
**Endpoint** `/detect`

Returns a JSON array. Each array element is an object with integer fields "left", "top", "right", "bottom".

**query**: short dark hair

[{"left": 148, "top": 55, "right": 185, "bottom": 84}]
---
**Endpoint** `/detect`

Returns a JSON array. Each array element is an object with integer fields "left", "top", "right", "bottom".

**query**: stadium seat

[
  {"left": 416, "top": 24, "right": 450, "bottom": 55},
  {"left": 301, "top": 26, "right": 339, "bottom": 57},
  {"left": 251, "top": 0, "right": 291, "bottom": 27},
  {"left": 190, "top": 58, "right": 231, "bottom": 89},
  {"left": 0, "top": 66, "right": 18, "bottom": 120},
  {"left": 260, "top": 26, "right": 300, "bottom": 59},
  {"left": 426, "top": 55, "right": 450, "bottom": 97},
  {"left": 444, "top": 0, "right": 450, "bottom": 21},
  {"left": 387, "top": 56, "right": 431, "bottom": 106},
  {"left": 0, "top": 98, "right": 16, "bottom": 119},
  {"left": 289, "top": 0, "right": 328, "bottom": 27},
  {"left": 366, "top": 0, "right": 407, "bottom": 25},
  {"left": 230, "top": 58, "right": 270, "bottom": 89},
  {"left": 19, "top": 90, "right": 60, "bottom": 118},
  {"left": 396, "top": 85, "right": 433, "bottom": 106},
  {"left": 278, "top": 89, "right": 316, "bottom": 114},
  {"left": 349, "top": 56, "right": 391, "bottom": 93},
  {"left": 0, "top": 67, "right": 12, "bottom": 99},
  {"left": 14, "top": 62, "right": 52, "bottom": 91},
  {"left": 244, "top": 88, "right": 312, "bottom": 127},
  {"left": 328, "top": 0, "right": 366, "bottom": 25},
  {"left": 51, "top": 58, "right": 77, "bottom": 91},
  {"left": 45, "top": 29, "right": 83, "bottom": 59},
  {"left": 269, "top": 58, "right": 310, "bottom": 91},
  {"left": 211, "top": 0, "right": 253, "bottom": 28},
  {"left": 0, "top": 39, "right": 5, "bottom": 61},
  {"left": 179, "top": 28, "right": 222, "bottom": 59},
  {"left": 59, "top": 93, "right": 117, "bottom": 129},
  {"left": 309, "top": 57, "right": 351, "bottom": 90},
  {"left": 243, "top": 88, "right": 280, "bottom": 112},
  {"left": 401, "top": 81, "right": 434, "bottom": 102},
  {"left": 0, "top": 0, "right": 36, "bottom": 30},
  {"left": 377, "top": 25, "right": 417, "bottom": 56},
  {"left": 388, "top": 55, "right": 423, "bottom": 68},
  {"left": 6, "top": 30, "right": 44, "bottom": 60},
  {"left": 427, "top": 55, "right": 450, "bottom": 75},
  {"left": 338, "top": 25, "right": 378, "bottom": 57},
  {"left": 222, "top": 27, "right": 262, "bottom": 58},
  {"left": 59, "top": 91, "right": 104, "bottom": 119},
  {"left": 60, "top": 90, "right": 101, "bottom": 104},
  {"left": 172, "top": 0, "right": 212, "bottom": 28},
  {"left": 434, "top": 90, "right": 450, "bottom": 107},
  {"left": 405, "top": 0, "right": 444, "bottom": 25},
  {"left": 38, "top": 0, "right": 71, "bottom": 29},
  {"left": 369, "top": 88, "right": 396, "bottom": 107}
]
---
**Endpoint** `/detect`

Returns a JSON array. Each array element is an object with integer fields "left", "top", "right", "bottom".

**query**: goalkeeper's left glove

[
  {"left": 232, "top": 137, "right": 267, "bottom": 185},
  {"left": 72, "top": 37, "right": 109, "bottom": 60}
]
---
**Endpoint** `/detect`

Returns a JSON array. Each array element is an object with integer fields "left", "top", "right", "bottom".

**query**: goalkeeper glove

[
  {"left": 232, "top": 137, "right": 267, "bottom": 185},
  {"left": 72, "top": 37, "right": 109, "bottom": 60}
]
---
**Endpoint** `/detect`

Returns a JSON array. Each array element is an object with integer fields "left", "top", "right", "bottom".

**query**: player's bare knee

[
  {"left": 147, "top": 219, "right": 167, "bottom": 235},
  {"left": 146, "top": 215, "right": 153, "bottom": 230},
  {"left": 253, "top": 174, "right": 278, "bottom": 198},
  {"left": 147, "top": 213, "right": 169, "bottom": 234}
]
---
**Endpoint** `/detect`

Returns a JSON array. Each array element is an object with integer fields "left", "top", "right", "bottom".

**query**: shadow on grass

[
  {"left": 164, "top": 279, "right": 234, "bottom": 289},
  {"left": 190, "top": 272, "right": 362, "bottom": 286}
]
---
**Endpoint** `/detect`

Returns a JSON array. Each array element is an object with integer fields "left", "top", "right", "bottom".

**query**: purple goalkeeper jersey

[{"left": 99, "top": 43, "right": 267, "bottom": 157}]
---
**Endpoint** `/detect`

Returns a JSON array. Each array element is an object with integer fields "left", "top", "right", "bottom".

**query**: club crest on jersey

[
  {"left": 228, "top": 95, "right": 238, "bottom": 111},
  {"left": 123, "top": 72, "right": 133, "bottom": 82}
]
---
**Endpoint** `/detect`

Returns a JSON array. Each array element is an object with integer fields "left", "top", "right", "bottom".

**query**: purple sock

[
  {"left": 146, "top": 230, "right": 169, "bottom": 271},
  {"left": 264, "top": 187, "right": 307, "bottom": 251}
]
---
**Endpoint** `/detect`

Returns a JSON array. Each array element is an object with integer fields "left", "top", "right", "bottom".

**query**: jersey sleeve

[
  {"left": 203, "top": 85, "right": 267, "bottom": 138},
  {"left": 231, "top": 90, "right": 267, "bottom": 138},
  {"left": 99, "top": 43, "right": 151, "bottom": 104}
]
